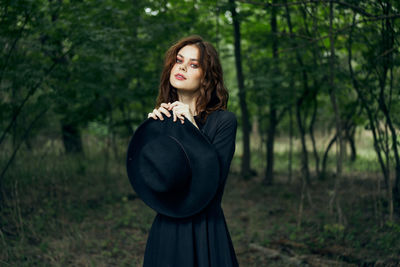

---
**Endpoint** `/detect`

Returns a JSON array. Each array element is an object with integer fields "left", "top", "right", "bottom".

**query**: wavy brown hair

[{"left": 155, "top": 35, "right": 229, "bottom": 124}]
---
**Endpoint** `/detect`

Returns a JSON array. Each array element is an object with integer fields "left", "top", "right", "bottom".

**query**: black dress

[{"left": 143, "top": 109, "right": 239, "bottom": 267}]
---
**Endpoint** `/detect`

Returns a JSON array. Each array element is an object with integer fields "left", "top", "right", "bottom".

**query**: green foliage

[
  {"left": 321, "top": 223, "right": 345, "bottom": 242},
  {"left": 1, "top": 0, "right": 400, "bottom": 265}
]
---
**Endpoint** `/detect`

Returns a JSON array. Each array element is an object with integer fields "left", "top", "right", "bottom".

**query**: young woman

[{"left": 145, "top": 35, "right": 238, "bottom": 266}]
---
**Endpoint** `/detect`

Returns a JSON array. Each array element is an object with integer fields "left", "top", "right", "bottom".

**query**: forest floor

[{"left": 1, "top": 151, "right": 400, "bottom": 266}]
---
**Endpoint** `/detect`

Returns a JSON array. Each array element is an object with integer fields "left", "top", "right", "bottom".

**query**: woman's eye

[
  {"left": 191, "top": 64, "right": 199, "bottom": 68},
  {"left": 176, "top": 58, "right": 182, "bottom": 63}
]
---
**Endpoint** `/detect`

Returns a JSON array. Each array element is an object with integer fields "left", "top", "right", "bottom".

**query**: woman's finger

[
  {"left": 169, "top": 101, "right": 181, "bottom": 110},
  {"left": 177, "top": 114, "right": 185, "bottom": 120},
  {"left": 160, "top": 102, "right": 170, "bottom": 110},
  {"left": 158, "top": 106, "right": 171, "bottom": 117},
  {"left": 172, "top": 107, "right": 189, "bottom": 119},
  {"left": 153, "top": 109, "right": 164, "bottom": 120},
  {"left": 148, "top": 112, "right": 157, "bottom": 120},
  {"left": 171, "top": 106, "right": 184, "bottom": 114},
  {"left": 173, "top": 112, "right": 184, "bottom": 124},
  {"left": 176, "top": 114, "right": 185, "bottom": 124}
]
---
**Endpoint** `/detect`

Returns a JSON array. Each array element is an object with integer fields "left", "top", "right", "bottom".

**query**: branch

[
  {"left": 0, "top": 11, "right": 31, "bottom": 85},
  {"left": 249, "top": 243, "right": 304, "bottom": 265},
  {"left": 236, "top": 0, "right": 385, "bottom": 17},
  {"left": 277, "top": 13, "right": 400, "bottom": 55},
  {"left": 0, "top": 108, "right": 48, "bottom": 181},
  {"left": 0, "top": 45, "right": 74, "bottom": 148}
]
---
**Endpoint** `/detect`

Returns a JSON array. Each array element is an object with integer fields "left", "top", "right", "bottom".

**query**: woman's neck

[{"left": 177, "top": 90, "right": 199, "bottom": 116}]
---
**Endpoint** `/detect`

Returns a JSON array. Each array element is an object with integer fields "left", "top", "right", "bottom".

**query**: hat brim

[{"left": 126, "top": 116, "right": 220, "bottom": 218}]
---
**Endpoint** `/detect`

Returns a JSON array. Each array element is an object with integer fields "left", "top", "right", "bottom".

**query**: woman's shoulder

[
  {"left": 218, "top": 109, "right": 236, "bottom": 119},
  {"left": 214, "top": 109, "right": 237, "bottom": 128}
]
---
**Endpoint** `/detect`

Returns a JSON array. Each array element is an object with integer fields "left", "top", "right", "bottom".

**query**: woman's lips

[{"left": 175, "top": 74, "right": 186, "bottom": 80}]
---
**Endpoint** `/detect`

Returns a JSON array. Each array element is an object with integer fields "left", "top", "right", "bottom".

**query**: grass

[{"left": 1, "top": 134, "right": 400, "bottom": 266}]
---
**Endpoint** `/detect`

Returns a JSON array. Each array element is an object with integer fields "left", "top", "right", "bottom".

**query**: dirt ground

[{"left": 1, "top": 154, "right": 400, "bottom": 266}]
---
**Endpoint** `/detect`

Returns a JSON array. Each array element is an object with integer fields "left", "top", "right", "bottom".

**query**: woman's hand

[
  {"left": 169, "top": 101, "right": 198, "bottom": 128},
  {"left": 148, "top": 102, "right": 172, "bottom": 121},
  {"left": 147, "top": 101, "right": 198, "bottom": 129}
]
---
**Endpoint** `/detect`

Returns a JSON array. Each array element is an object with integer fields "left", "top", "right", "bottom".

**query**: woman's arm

[{"left": 212, "top": 111, "right": 238, "bottom": 183}]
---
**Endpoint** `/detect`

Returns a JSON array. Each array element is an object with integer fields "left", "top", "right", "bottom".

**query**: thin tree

[
  {"left": 283, "top": 0, "right": 311, "bottom": 184},
  {"left": 229, "top": 0, "right": 252, "bottom": 179},
  {"left": 263, "top": 0, "right": 279, "bottom": 185},
  {"left": 328, "top": 0, "right": 345, "bottom": 225}
]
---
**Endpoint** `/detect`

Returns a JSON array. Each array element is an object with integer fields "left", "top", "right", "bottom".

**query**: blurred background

[{"left": 1, "top": 0, "right": 400, "bottom": 266}]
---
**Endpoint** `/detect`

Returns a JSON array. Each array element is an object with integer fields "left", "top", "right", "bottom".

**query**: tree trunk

[
  {"left": 322, "top": 133, "right": 337, "bottom": 178},
  {"left": 229, "top": 0, "right": 252, "bottom": 179},
  {"left": 328, "top": 0, "right": 345, "bottom": 226},
  {"left": 284, "top": 0, "right": 311, "bottom": 184},
  {"left": 309, "top": 94, "right": 320, "bottom": 177},
  {"left": 288, "top": 102, "right": 294, "bottom": 184},
  {"left": 215, "top": 0, "right": 220, "bottom": 52},
  {"left": 377, "top": 0, "right": 398, "bottom": 215},
  {"left": 346, "top": 125, "right": 357, "bottom": 162},
  {"left": 302, "top": 4, "right": 322, "bottom": 178},
  {"left": 296, "top": 97, "right": 311, "bottom": 185},
  {"left": 264, "top": 0, "right": 279, "bottom": 185},
  {"left": 265, "top": 107, "right": 276, "bottom": 185},
  {"left": 347, "top": 14, "right": 390, "bottom": 190},
  {"left": 61, "top": 121, "right": 83, "bottom": 154}
]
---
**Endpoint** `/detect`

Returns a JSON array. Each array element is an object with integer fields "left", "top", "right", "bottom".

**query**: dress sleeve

[{"left": 212, "top": 111, "right": 238, "bottom": 184}]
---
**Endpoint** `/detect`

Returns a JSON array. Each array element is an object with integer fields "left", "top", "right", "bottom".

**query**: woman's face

[{"left": 169, "top": 45, "right": 202, "bottom": 93}]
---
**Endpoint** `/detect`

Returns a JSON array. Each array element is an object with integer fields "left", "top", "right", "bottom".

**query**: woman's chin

[
  {"left": 170, "top": 79, "right": 185, "bottom": 88},
  {"left": 170, "top": 81, "right": 200, "bottom": 92}
]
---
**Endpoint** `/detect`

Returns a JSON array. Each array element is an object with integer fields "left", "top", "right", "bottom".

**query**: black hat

[{"left": 126, "top": 115, "right": 220, "bottom": 218}]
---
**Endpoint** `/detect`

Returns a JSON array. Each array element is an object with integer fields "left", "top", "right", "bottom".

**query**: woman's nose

[{"left": 179, "top": 64, "right": 187, "bottom": 72}]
